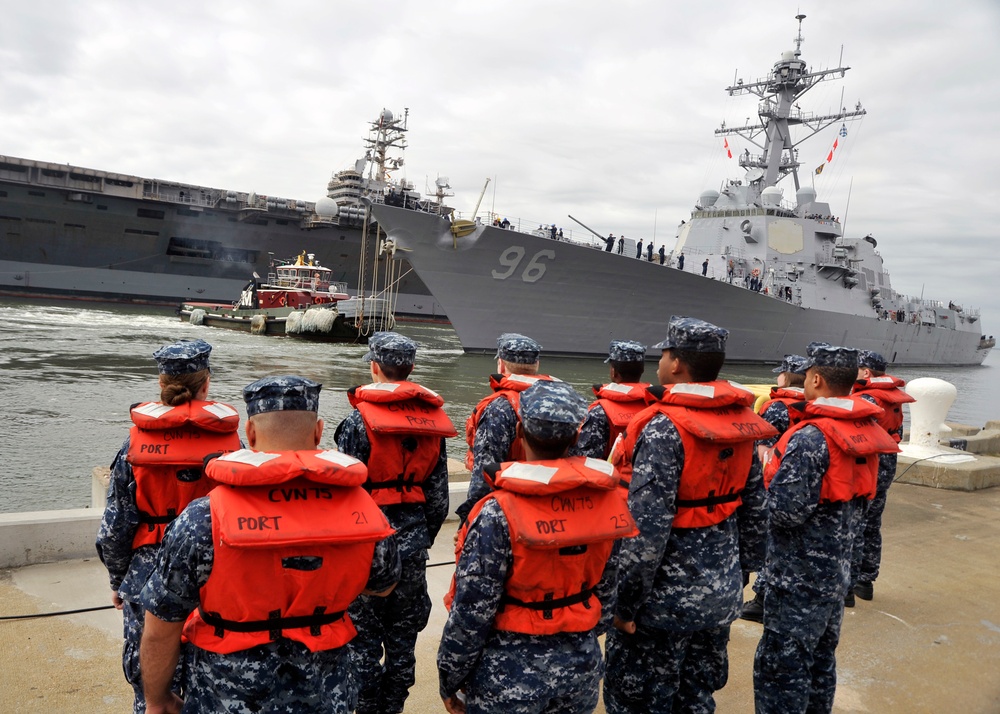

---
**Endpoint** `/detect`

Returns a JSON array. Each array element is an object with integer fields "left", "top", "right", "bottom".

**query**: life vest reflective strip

[
  {"left": 763, "top": 396, "right": 901, "bottom": 502},
  {"left": 612, "top": 381, "right": 777, "bottom": 527},
  {"left": 590, "top": 382, "right": 650, "bottom": 458},
  {"left": 183, "top": 450, "right": 393, "bottom": 655},
  {"left": 853, "top": 376, "right": 914, "bottom": 442},
  {"left": 446, "top": 457, "right": 636, "bottom": 635},
  {"left": 348, "top": 381, "right": 457, "bottom": 506},
  {"left": 463, "top": 373, "right": 556, "bottom": 470},
  {"left": 127, "top": 400, "right": 241, "bottom": 549}
]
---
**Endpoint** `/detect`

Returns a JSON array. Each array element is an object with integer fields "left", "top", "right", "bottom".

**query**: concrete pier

[{"left": 2, "top": 481, "right": 999, "bottom": 713}]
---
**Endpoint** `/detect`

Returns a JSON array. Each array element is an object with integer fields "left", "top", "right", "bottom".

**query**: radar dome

[
  {"left": 314, "top": 197, "right": 339, "bottom": 217},
  {"left": 761, "top": 186, "right": 783, "bottom": 206},
  {"left": 795, "top": 186, "right": 817, "bottom": 207},
  {"left": 699, "top": 189, "right": 720, "bottom": 207},
  {"left": 435, "top": 176, "right": 451, "bottom": 188},
  {"left": 380, "top": 109, "right": 394, "bottom": 123}
]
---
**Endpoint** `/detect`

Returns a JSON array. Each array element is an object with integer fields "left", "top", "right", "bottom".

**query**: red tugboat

[{"left": 179, "top": 251, "right": 394, "bottom": 341}]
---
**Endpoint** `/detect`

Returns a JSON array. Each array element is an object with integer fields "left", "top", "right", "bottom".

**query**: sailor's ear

[
  {"left": 314, "top": 418, "right": 324, "bottom": 447},
  {"left": 245, "top": 419, "right": 257, "bottom": 448}
]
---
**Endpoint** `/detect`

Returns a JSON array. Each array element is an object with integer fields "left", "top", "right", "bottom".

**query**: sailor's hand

[
  {"left": 146, "top": 692, "right": 183, "bottom": 714},
  {"left": 613, "top": 616, "right": 636, "bottom": 634},
  {"left": 111, "top": 589, "right": 124, "bottom": 610},
  {"left": 443, "top": 692, "right": 467, "bottom": 713}
]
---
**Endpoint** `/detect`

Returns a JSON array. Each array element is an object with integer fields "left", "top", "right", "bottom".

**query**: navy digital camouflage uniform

[
  {"left": 753, "top": 344, "right": 866, "bottom": 714},
  {"left": 850, "top": 350, "right": 901, "bottom": 590},
  {"left": 95, "top": 338, "right": 215, "bottom": 713},
  {"left": 138, "top": 375, "right": 402, "bottom": 713},
  {"left": 748, "top": 354, "right": 808, "bottom": 603},
  {"left": 569, "top": 339, "right": 646, "bottom": 460},
  {"left": 439, "top": 381, "right": 617, "bottom": 714},
  {"left": 605, "top": 317, "right": 767, "bottom": 714},
  {"left": 457, "top": 333, "right": 544, "bottom": 523},
  {"left": 335, "top": 332, "right": 450, "bottom": 714}
]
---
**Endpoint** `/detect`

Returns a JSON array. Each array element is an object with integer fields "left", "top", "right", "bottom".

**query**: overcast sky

[{"left": 2, "top": 1, "right": 998, "bottom": 332}]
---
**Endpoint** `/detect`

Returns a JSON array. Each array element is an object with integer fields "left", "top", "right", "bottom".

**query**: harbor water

[{"left": 1, "top": 298, "right": 995, "bottom": 513}]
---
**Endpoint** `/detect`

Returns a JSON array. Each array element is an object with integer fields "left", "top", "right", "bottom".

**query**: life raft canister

[
  {"left": 127, "top": 400, "right": 241, "bottom": 549},
  {"left": 348, "top": 381, "right": 457, "bottom": 506},
  {"left": 183, "top": 449, "right": 394, "bottom": 655}
]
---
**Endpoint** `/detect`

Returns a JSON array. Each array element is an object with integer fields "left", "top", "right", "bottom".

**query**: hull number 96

[{"left": 491, "top": 247, "right": 555, "bottom": 283}]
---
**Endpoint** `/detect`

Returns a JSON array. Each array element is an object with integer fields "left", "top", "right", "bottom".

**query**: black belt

[
  {"left": 675, "top": 490, "right": 742, "bottom": 509},
  {"left": 366, "top": 474, "right": 423, "bottom": 492},
  {"left": 137, "top": 509, "right": 176, "bottom": 526},
  {"left": 501, "top": 587, "right": 595, "bottom": 620}
]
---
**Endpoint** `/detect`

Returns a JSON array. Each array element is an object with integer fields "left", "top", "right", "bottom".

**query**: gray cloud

[{"left": 1, "top": 0, "right": 997, "bottom": 331}]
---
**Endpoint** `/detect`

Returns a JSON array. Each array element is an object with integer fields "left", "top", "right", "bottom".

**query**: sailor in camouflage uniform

[
  {"left": 440, "top": 380, "right": 634, "bottom": 714},
  {"left": 753, "top": 343, "right": 898, "bottom": 713},
  {"left": 96, "top": 339, "right": 241, "bottom": 713},
  {"left": 138, "top": 376, "right": 400, "bottom": 714},
  {"left": 605, "top": 317, "right": 775, "bottom": 714},
  {"left": 849, "top": 349, "right": 914, "bottom": 602},
  {"left": 741, "top": 353, "right": 808, "bottom": 623},
  {"left": 335, "top": 332, "right": 455, "bottom": 714},
  {"left": 457, "top": 333, "right": 555, "bottom": 523},
  {"left": 569, "top": 339, "right": 649, "bottom": 460}
]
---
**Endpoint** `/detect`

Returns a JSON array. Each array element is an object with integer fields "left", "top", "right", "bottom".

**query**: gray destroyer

[
  {"left": 370, "top": 17, "right": 992, "bottom": 365},
  {"left": 0, "top": 109, "right": 447, "bottom": 320}
]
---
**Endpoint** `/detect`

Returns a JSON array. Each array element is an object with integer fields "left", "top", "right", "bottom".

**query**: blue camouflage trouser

[
  {"left": 851, "top": 466, "right": 893, "bottom": 585},
  {"left": 122, "top": 600, "right": 184, "bottom": 713},
  {"left": 466, "top": 632, "right": 602, "bottom": 714},
  {"left": 753, "top": 589, "right": 844, "bottom": 714},
  {"left": 348, "top": 553, "right": 431, "bottom": 714},
  {"left": 604, "top": 624, "right": 730, "bottom": 714}
]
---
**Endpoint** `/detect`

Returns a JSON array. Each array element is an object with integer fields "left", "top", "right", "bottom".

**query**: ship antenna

[{"left": 794, "top": 14, "right": 806, "bottom": 57}]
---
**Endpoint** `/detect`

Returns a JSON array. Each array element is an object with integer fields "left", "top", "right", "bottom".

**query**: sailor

[
  {"left": 138, "top": 376, "right": 400, "bottom": 713},
  {"left": 439, "top": 380, "right": 637, "bottom": 713},
  {"left": 646, "top": 242, "right": 654, "bottom": 262},
  {"left": 635, "top": 239, "right": 644, "bottom": 259},
  {"left": 849, "top": 349, "right": 915, "bottom": 603},
  {"left": 617, "top": 236, "right": 625, "bottom": 254},
  {"left": 658, "top": 245, "right": 666, "bottom": 265},
  {"left": 605, "top": 233, "right": 616, "bottom": 252},
  {"left": 604, "top": 316, "right": 777, "bottom": 714},
  {"left": 571, "top": 339, "right": 649, "bottom": 464},
  {"left": 96, "top": 338, "right": 241, "bottom": 714},
  {"left": 335, "top": 332, "right": 456, "bottom": 714},
  {"left": 457, "top": 333, "right": 555, "bottom": 524},
  {"left": 741, "top": 353, "right": 809, "bottom": 623},
  {"left": 753, "top": 343, "right": 899, "bottom": 713}
]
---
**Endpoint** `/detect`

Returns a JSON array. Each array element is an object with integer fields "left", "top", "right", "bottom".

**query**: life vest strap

[
  {"left": 136, "top": 509, "right": 177, "bottom": 526},
  {"left": 675, "top": 490, "right": 742, "bottom": 509},
  {"left": 198, "top": 606, "right": 346, "bottom": 638},
  {"left": 366, "top": 474, "right": 424, "bottom": 493},
  {"left": 500, "top": 586, "right": 595, "bottom": 619}
]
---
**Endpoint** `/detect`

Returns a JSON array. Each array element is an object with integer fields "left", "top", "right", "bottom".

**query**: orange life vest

[
  {"left": 446, "top": 457, "right": 636, "bottom": 635},
  {"left": 763, "top": 396, "right": 901, "bottom": 502},
  {"left": 611, "top": 381, "right": 778, "bottom": 526},
  {"left": 757, "top": 386, "right": 806, "bottom": 421},
  {"left": 852, "top": 376, "right": 915, "bottom": 442},
  {"left": 183, "top": 449, "right": 394, "bottom": 655},
  {"left": 126, "top": 400, "right": 241, "bottom": 549},
  {"left": 348, "top": 381, "right": 457, "bottom": 506},
  {"left": 464, "top": 373, "right": 556, "bottom": 470},
  {"left": 589, "top": 382, "right": 651, "bottom": 458}
]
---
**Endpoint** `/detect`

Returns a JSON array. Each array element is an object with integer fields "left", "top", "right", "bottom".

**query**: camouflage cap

[
  {"left": 518, "top": 381, "right": 587, "bottom": 441},
  {"left": 803, "top": 341, "right": 859, "bottom": 370},
  {"left": 243, "top": 375, "right": 321, "bottom": 417},
  {"left": 605, "top": 339, "right": 646, "bottom": 364},
  {"left": 858, "top": 349, "right": 888, "bottom": 372},
  {"left": 651, "top": 316, "right": 728, "bottom": 353},
  {"left": 495, "top": 333, "right": 542, "bottom": 364},
  {"left": 152, "top": 339, "right": 212, "bottom": 375},
  {"left": 772, "top": 354, "right": 809, "bottom": 375},
  {"left": 363, "top": 331, "right": 417, "bottom": 366}
]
